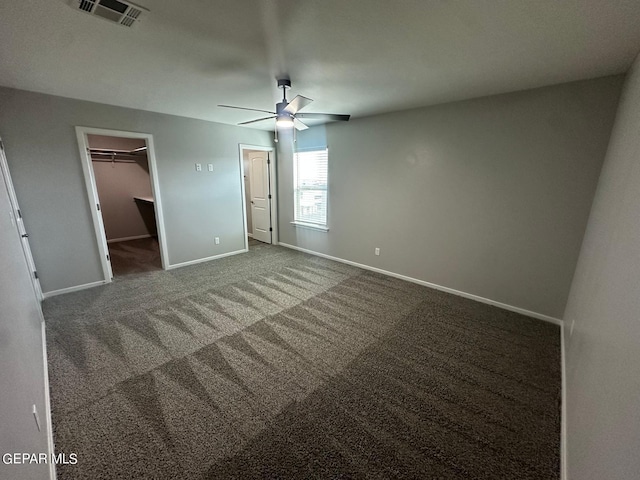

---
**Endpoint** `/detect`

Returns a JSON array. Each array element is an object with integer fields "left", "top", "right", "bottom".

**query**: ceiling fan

[{"left": 218, "top": 78, "right": 350, "bottom": 138}]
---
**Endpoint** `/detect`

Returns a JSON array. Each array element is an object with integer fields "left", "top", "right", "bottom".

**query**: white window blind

[{"left": 293, "top": 148, "right": 328, "bottom": 227}]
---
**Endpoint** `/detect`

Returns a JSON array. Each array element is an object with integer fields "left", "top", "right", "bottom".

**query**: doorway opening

[
  {"left": 76, "top": 127, "right": 168, "bottom": 281},
  {"left": 240, "top": 144, "right": 277, "bottom": 249}
]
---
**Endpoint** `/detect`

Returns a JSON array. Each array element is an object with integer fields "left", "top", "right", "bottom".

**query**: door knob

[{"left": 22, "top": 233, "right": 29, "bottom": 238}]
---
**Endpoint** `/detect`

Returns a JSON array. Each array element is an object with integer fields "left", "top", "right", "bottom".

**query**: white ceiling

[{"left": 1, "top": 0, "right": 640, "bottom": 129}]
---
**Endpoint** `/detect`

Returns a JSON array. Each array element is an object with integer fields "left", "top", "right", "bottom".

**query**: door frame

[
  {"left": 239, "top": 144, "right": 277, "bottom": 248},
  {"left": 0, "top": 137, "right": 44, "bottom": 300},
  {"left": 75, "top": 127, "right": 169, "bottom": 282}
]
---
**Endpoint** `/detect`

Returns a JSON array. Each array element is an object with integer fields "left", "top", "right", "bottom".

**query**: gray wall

[
  {"left": 563, "top": 55, "right": 640, "bottom": 479},
  {"left": 0, "top": 87, "right": 273, "bottom": 293},
  {"left": 278, "top": 76, "right": 623, "bottom": 318},
  {"left": 89, "top": 135, "right": 155, "bottom": 241},
  {"left": 0, "top": 163, "right": 51, "bottom": 479}
]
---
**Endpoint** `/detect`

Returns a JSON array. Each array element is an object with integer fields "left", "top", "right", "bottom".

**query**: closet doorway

[{"left": 76, "top": 127, "right": 168, "bottom": 281}]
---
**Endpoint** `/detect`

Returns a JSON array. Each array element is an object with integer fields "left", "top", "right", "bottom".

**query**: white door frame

[
  {"left": 75, "top": 127, "right": 169, "bottom": 282},
  {"left": 0, "top": 137, "right": 44, "bottom": 300},
  {"left": 239, "top": 144, "right": 277, "bottom": 249}
]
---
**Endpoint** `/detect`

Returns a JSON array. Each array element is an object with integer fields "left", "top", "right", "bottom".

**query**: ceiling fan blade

[
  {"left": 283, "top": 95, "right": 313, "bottom": 115},
  {"left": 295, "top": 113, "right": 350, "bottom": 122},
  {"left": 218, "top": 104, "right": 276, "bottom": 115},
  {"left": 293, "top": 118, "right": 309, "bottom": 131},
  {"left": 237, "top": 116, "right": 277, "bottom": 126}
]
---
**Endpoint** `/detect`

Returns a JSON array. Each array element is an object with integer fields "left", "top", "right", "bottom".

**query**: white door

[
  {"left": 249, "top": 151, "right": 272, "bottom": 244},
  {"left": 77, "top": 131, "right": 114, "bottom": 281},
  {"left": 0, "top": 137, "right": 43, "bottom": 300}
]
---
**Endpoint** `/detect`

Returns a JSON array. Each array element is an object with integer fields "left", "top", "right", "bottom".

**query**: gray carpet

[
  {"left": 43, "top": 242, "right": 560, "bottom": 479},
  {"left": 108, "top": 237, "right": 162, "bottom": 277}
]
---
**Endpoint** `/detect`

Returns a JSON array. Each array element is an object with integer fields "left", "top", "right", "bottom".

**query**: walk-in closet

[{"left": 89, "top": 134, "right": 160, "bottom": 276}]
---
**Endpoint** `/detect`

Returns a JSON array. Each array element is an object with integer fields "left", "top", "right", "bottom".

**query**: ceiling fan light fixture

[{"left": 276, "top": 115, "right": 294, "bottom": 128}]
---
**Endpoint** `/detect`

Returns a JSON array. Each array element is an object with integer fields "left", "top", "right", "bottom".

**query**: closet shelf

[
  {"left": 133, "top": 196, "right": 154, "bottom": 203},
  {"left": 90, "top": 146, "right": 147, "bottom": 162}
]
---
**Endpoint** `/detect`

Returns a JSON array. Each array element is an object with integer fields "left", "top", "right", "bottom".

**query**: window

[{"left": 293, "top": 148, "right": 328, "bottom": 229}]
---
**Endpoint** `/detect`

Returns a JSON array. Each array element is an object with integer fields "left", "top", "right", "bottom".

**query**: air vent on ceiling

[{"left": 69, "top": 0, "right": 148, "bottom": 27}]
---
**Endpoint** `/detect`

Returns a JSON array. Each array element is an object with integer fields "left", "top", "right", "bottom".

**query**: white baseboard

[
  {"left": 43, "top": 280, "right": 107, "bottom": 299},
  {"left": 42, "top": 249, "right": 249, "bottom": 296},
  {"left": 561, "top": 324, "right": 568, "bottom": 480},
  {"left": 278, "top": 242, "right": 563, "bottom": 326},
  {"left": 107, "top": 234, "right": 152, "bottom": 244},
  {"left": 41, "top": 321, "right": 57, "bottom": 480},
  {"left": 166, "top": 248, "right": 248, "bottom": 270}
]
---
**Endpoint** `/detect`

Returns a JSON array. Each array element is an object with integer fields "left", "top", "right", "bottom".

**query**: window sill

[{"left": 290, "top": 221, "right": 329, "bottom": 232}]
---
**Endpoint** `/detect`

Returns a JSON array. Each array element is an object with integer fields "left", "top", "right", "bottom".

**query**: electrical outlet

[
  {"left": 195, "top": 163, "right": 202, "bottom": 171},
  {"left": 208, "top": 163, "right": 214, "bottom": 172},
  {"left": 570, "top": 319, "right": 575, "bottom": 337},
  {"left": 374, "top": 247, "right": 380, "bottom": 256},
  {"left": 214, "top": 237, "right": 220, "bottom": 245}
]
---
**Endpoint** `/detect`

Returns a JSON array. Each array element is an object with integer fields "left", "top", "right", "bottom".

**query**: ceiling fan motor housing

[
  {"left": 275, "top": 101, "right": 294, "bottom": 125},
  {"left": 275, "top": 101, "right": 289, "bottom": 115}
]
